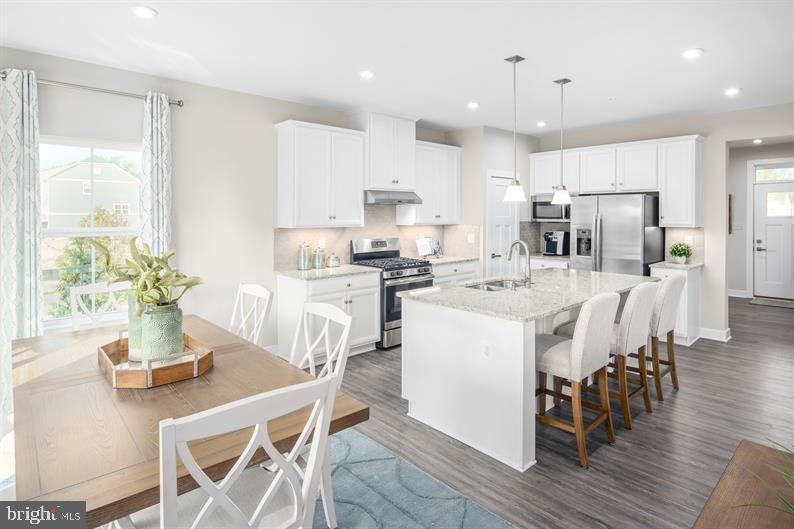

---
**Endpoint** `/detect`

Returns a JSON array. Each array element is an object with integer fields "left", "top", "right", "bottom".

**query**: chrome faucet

[{"left": 507, "top": 239, "right": 531, "bottom": 286}]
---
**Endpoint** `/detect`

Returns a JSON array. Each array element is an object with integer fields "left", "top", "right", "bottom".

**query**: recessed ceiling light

[
  {"left": 753, "top": 138, "right": 763, "bottom": 144},
  {"left": 359, "top": 70, "right": 375, "bottom": 80},
  {"left": 467, "top": 101, "right": 480, "bottom": 110},
  {"left": 724, "top": 87, "right": 741, "bottom": 97},
  {"left": 131, "top": 5, "right": 158, "bottom": 18},
  {"left": 682, "top": 48, "right": 704, "bottom": 60},
  {"left": 536, "top": 121, "right": 547, "bottom": 127}
]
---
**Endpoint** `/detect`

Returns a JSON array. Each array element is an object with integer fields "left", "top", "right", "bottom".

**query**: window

[
  {"left": 40, "top": 139, "right": 143, "bottom": 327},
  {"left": 756, "top": 164, "right": 794, "bottom": 182},
  {"left": 767, "top": 191, "right": 794, "bottom": 217}
]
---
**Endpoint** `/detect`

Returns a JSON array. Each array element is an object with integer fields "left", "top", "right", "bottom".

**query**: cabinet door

[
  {"left": 617, "top": 143, "right": 657, "bottom": 192},
  {"left": 294, "top": 126, "right": 332, "bottom": 226},
  {"left": 369, "top": 113, "right": 396, "bottom": 189},
  {"left": 330, "top": 132, "right": 365, "bottom": 226},
  {"left": 346, "top": 288, "right": 381, "bottom": 347},
  {"left": 580, "top": 148, "right": 617, "bottom": 193},
  {"left": 394, "top": 117, "right": 417, "bottom": 190},
  {"left": 658, "top": 140, "right": 695, "bottom": 226},
  {"left": 413, "top": 145, "right": 441, "bottom": 224},
  {"left": 531, "top": 154, "right": 558, "bottom": 196},
  {"left": 441, "top": 149, "right": 461, "bottom": 224},
  {"left": 561, "top": 152, "right": 580, "bottom": 194}
]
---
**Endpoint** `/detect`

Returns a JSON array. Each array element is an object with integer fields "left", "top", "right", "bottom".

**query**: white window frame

[
  {"left": 40, "top": 135, "right": 143, "bottom": 333},
  {"left": 113, "top": 202, "right": 130, "bottom": 215},
  {"left": 82, "top": 181, "right": 91, "bottom": 194}
]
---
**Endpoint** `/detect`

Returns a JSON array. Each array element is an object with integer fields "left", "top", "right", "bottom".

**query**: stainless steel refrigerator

[{"left": 570, "top": 194, "right": 664, "bottom": 275}]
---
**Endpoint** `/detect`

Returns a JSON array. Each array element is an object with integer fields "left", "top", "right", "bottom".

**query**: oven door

[{"left": 382, "top": 274, "right": 434, "bottom": 330}]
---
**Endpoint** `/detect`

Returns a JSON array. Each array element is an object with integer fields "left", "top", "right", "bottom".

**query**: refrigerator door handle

[{"left": 595, "top": 213, "right": 603, "bottom": 272}]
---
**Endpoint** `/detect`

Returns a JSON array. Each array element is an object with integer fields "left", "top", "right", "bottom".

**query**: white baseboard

[
  {"left": 700, "top": 327, "right": 732, "bottom": 342},
  {"left": 728, "top": 289, "right": 752, "bottom": 298}
]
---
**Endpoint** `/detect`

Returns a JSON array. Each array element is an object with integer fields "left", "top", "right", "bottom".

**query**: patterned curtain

[
  {"left": 140, "top": 91, "right": 172, "bottom": 255},
  {"left": 0, "top": 69, "right": 42, "bottom": 451}
]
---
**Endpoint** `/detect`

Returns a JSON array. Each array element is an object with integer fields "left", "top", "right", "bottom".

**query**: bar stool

[
  {"left": 535, "top": 292, "right": 621, "bottom": 469},
  {"left": 646, "top": 274, "right": 686, "bottom": 400}
]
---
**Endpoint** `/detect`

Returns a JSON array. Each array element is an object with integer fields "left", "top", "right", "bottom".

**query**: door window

[{"left": 766, "top": 191, "right": 794, "bottom": 217}]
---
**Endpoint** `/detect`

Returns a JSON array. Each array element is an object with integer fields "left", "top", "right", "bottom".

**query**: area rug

[
  {"left": 314, "top": 428, "right": 515, "bottom": 529},
  {"left": 749, "top": 297, "right": 794, "bottom": 309}
]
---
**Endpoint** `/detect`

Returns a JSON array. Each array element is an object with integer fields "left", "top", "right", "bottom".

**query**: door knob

[
  {"left": 756, "top": 247, "right": 766, "bottom": 252},
  {"left": 491, "top": 253, "right": 502, "bottom": 258}
]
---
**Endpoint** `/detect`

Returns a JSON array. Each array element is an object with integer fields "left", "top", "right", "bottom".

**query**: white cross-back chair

[
  {"left": 229, "top": 283, "right": 274, "bottom": 346},
  {"left": 158, "top": 375, "right": 337, "bottom": 529},
  {"left": 70, "top": 281, "right": 131, "bottom": 330}
]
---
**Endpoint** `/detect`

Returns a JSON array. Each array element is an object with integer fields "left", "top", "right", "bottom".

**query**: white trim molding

[
  {"left": 700, "top": 327, "right": 732, "bottom": 342},
  {"left": 728, "top": 289, "right": 752, "bottom": 298}
]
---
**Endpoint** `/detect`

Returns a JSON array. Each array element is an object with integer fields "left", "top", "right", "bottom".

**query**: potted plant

[
  {"left": 669, "top": 242, "right": 693, "bottom": 265},
  {"left": 94, "top": 238, "right": 202, "bottom": 362}
]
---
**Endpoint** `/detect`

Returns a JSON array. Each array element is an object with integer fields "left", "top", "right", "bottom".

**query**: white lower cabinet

[
  {"left": 649, "top": 265, "right": 701, "bottom": 346},
  {"left": 277, "top": 272, "right": 381, "bottom": 361},
  {"left": 432, "top": 261, "right": 479, "bottom": 285},
  {"left": 529, "top": 257, "right": 569, "bottom": 270}
]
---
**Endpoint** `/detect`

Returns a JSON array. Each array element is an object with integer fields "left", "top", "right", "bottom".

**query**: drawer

[
  {"left": 530, "top": 259, "right": 569, "bottom": 270},
  {"left": 433, "top": 261, "right": 478, "bottom": 279},
  {"left": 650, "top": 267, "right": 684, "bottom": 280},
  {"left": 307, "top": 272, "right": 380, "bottom": 296}
]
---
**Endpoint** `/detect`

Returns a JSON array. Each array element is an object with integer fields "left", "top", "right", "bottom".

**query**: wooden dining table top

[{"left": 11, "top": 315, "right": 370, "bottom": 528}]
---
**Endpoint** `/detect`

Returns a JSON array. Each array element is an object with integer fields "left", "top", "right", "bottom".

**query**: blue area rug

[{"left": 314, "top": 429, "right": 515, "bottom": 529}]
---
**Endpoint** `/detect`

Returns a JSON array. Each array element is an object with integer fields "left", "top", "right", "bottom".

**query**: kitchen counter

[
  {"left": 424, "top": 255, "right": 479, "bottom": 265},
  {"left": 650, "top": 261, "right": 704, "bottom": 271},
  {"left": 276, "top": 264, "right": 379, "bottom": 281},
  {"left": 400, "top": 268, "right": 655, "bottom": 323}
]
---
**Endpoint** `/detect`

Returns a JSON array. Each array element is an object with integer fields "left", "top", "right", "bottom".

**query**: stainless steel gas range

[{"left": 351, "top": 238, "right": 433, "bottom": 348}]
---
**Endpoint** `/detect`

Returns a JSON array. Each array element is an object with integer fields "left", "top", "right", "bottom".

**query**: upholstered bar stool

[
  {"left": 555, "top": 282, "right": 659, "bottom": 429},
  {"left": 646, "top": 274, "right": 686, "bottom": 401},
  {"left": 535, "top": 292, "right": 621, "bottom": 469}
]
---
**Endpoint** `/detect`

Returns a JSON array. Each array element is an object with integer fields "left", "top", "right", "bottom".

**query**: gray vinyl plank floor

[{"left": 340, "top": 297, "right": 794, "bottom": 529}]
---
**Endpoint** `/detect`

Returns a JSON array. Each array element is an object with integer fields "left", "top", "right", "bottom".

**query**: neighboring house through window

[{"left": 40, "top": 138, "right": 144, "bottom": 329}]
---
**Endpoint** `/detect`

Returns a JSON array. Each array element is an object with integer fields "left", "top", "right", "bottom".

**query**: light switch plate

[
  {"left": 467, "top": 233, "right": 475, "bottom": 244},
  {"left": 318, "top": 237, "right": 326, "bottom": 249}
]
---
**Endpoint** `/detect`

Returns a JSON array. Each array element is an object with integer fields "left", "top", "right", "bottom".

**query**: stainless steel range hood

[{"left": 364, "top": 190, "right": 423, "bottom": 205}]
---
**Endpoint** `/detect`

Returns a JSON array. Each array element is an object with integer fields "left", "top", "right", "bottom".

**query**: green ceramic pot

[
  {"left": 127, "top": 293, "right": 143, "bottom": 362},
  {"left": 141, "top": 303, "right": 184, "bottom": 361}
]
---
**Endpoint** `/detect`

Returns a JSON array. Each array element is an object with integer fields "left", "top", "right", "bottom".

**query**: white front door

[
  {"left": 754, "top": 182, "right": 794, "bottom": 299},
  {"left": 486, "top": 174, "right": 519, "bottom": 278}
]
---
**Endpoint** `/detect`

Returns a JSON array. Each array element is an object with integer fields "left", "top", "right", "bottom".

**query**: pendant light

[
  {"left": 503, "top": 55, "right": 528, "bottom": 203},
  {"left": 551, "top": 78, "right": 572, "bottom": 205}
]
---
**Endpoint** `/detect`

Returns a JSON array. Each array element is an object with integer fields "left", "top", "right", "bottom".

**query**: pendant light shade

[
  {"left": 503, "top": 55, "right": 527, "bottom": 203},
  {"left": 551, "top": 77, "right": 572, "bottom": 206},
  {"left": 551, "top": 185, "right": 571, "bottom": 205}
]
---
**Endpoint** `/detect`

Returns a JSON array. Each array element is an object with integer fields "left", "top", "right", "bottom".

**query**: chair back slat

[
  {"left": 289, "top": 302, "right": 352, "bottom": 384},
  {"left": 69, "top": 281, "right": 131, "bottom": 330},
  {"left": 229, "top": 283, "right": 273, "bottom": 346}
]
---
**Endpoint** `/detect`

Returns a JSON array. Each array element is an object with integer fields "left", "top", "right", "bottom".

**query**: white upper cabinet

[
  {"left": 276, "top": 120, "right": 365, "bottom": 228},
  {"left": 529, "top": 151, "right": 580, "bottom": 196},
  {"left": 350, "top": 112, "right": 417, "bottom": 191},
  {"left": 616, "top": 142, "right": 657, "bottom": 192},
  {"left": 580, "top": 148, "right": 617, "bottom": 193},
  {"left": 397, "top": 141, "right": 461, "bottom": 225},
  {"left": 658, "top": 137, "right": 702, "bottom": 227}
]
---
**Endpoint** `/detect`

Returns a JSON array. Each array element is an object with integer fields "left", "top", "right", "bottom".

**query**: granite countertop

[
  {"left": 399, "top": 268, "right": 658, "bottom": 323},
  {"left": 425, "top": 256, "right": 480, "bottom": 265},
  {"left": 649, "top": 261, "right": 704, "bottom": 271},
  {"left": 277, "top": 264, "right": 379, "bottom": 281},
  {"left": 530, "top": 253, "right": 570, "bottom": 261}
]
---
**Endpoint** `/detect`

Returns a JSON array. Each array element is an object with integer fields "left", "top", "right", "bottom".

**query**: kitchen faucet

[{"left": 507, "top": 239, "right": 532, "bottom": 286}]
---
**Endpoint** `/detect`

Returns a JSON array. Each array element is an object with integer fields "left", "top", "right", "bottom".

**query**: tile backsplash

[
  {"left": 274, "top": 205, "right": 480, "bottom": 270},
  {"left": 665, "top": 227, "right": 704, "bottom": 263},
  {"left": 520, "top": 221, "right": 570, "bottom": 254}
]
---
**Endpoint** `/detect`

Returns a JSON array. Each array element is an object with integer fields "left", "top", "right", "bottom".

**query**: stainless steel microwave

[{"left": 532, "top": 200, "right": 570, "bottom": 221}]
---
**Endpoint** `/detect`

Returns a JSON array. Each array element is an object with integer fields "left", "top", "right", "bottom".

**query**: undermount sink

[{"left": 465, "top": 279, "right": 530, "bottom": 291}]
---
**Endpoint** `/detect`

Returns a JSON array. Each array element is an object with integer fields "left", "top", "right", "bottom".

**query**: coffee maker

[{"left": 543, "top": 231, "right": 570, "bottom": 256}]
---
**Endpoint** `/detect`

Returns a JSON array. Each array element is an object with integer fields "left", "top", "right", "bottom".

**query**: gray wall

[{"left": 726, "top": 141, "right": 794, "bottom": 293}]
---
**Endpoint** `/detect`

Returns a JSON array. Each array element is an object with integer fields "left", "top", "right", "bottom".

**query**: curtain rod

[{"left": 0, "top": 71, "right": 184, "bottom": 107}]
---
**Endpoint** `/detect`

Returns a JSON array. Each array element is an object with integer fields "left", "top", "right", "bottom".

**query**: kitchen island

[{"left": 400, "top": 268, "right": 655, "bottom": 471}]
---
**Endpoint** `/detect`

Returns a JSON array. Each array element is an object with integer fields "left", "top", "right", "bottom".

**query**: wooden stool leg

[
  {"left": 538, "top": 372, "right": 547, "bottom": 416},
  {"left": 571, "top": 380, "right": 589, "bottom": 468},
  {"left": 598, "top": 367, "right": 615, "bottom": 444},
  {"left": 616, "top": 355, "right": 632, "bottom": 430},
  {"left": 667, "top": 330, "right": 679, "bottom": 390},
  {"left": 637, "top": 345, "right": 653, "bottom": 413},
  {"left": 651, "top": 336, "right": 664, "bottom": 401},
  {"left": 553, "top": 376, "right": 562, "bottom": 407}
]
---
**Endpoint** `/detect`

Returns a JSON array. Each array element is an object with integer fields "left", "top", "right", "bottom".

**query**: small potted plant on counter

[{"left": 669, "top": 242, "right": 693, "bottom": 265}]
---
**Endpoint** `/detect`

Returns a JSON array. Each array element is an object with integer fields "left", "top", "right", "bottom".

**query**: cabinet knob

[{"left": 346, "top": 283, "right": 351, "bottom": 287}]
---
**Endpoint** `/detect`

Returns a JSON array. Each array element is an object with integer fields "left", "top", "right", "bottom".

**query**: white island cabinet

[{"left": 400, "top": 268, "right": 655, "bottom": 471}]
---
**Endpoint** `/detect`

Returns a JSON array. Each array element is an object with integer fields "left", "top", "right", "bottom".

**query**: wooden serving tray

[{"left": 98, "top": 333, "right": 213, "bottom": 389}]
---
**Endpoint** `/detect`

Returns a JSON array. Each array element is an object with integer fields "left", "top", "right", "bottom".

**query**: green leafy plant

[
  {"left": 735, "top": 441, "right": 794, "bottom": 517},
  {"left": 669, "top": 242, "right": 693, "bottom": 258},
  {"left": 93, "top": 237, "right": 202, "bottom": 313}
]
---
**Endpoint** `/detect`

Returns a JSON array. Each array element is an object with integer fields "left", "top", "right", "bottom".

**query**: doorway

[
  {"left": 750, "top": 160, "right": 794, "bottom": 300},
  {"left": 485, "top": 171, "right": 520, "bottom": 278}
]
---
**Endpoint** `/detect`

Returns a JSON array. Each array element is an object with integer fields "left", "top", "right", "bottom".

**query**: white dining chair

[
  {"left": 534, "top": 292, "right": 620, "bottom": 469},
  {"left": 70, "top": 281, "right": 131, "bottom": 330},
  {"left": 229, "top": 283, "right": 273, "bottom": 346},
  {"left": 152, "top": 375, "right": 337, "bottom": 529},
  {"left": 648, "top": 274, "right": 686, "bottom": 401}
]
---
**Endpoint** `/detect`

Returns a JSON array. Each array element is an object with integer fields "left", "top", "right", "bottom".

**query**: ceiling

[{"left": 2, "top": 1, "right": 793, "bottom": 134}]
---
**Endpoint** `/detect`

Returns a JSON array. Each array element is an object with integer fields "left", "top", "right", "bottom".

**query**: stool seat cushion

[{"left": 535, "top": 334, "right": 574, "bottom": 380}]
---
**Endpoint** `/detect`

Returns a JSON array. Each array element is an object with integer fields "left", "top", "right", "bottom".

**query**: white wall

[
  {"left": 727, "top": 141, "right": 794, "bottom": 294},
  {"left": 538, "top": 103, "right": 794, "bottom": 335}
]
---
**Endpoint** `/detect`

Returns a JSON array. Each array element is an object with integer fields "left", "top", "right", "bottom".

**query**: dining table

[{"left": 10, "top": 314, "right": 370, "bottom": 528}]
